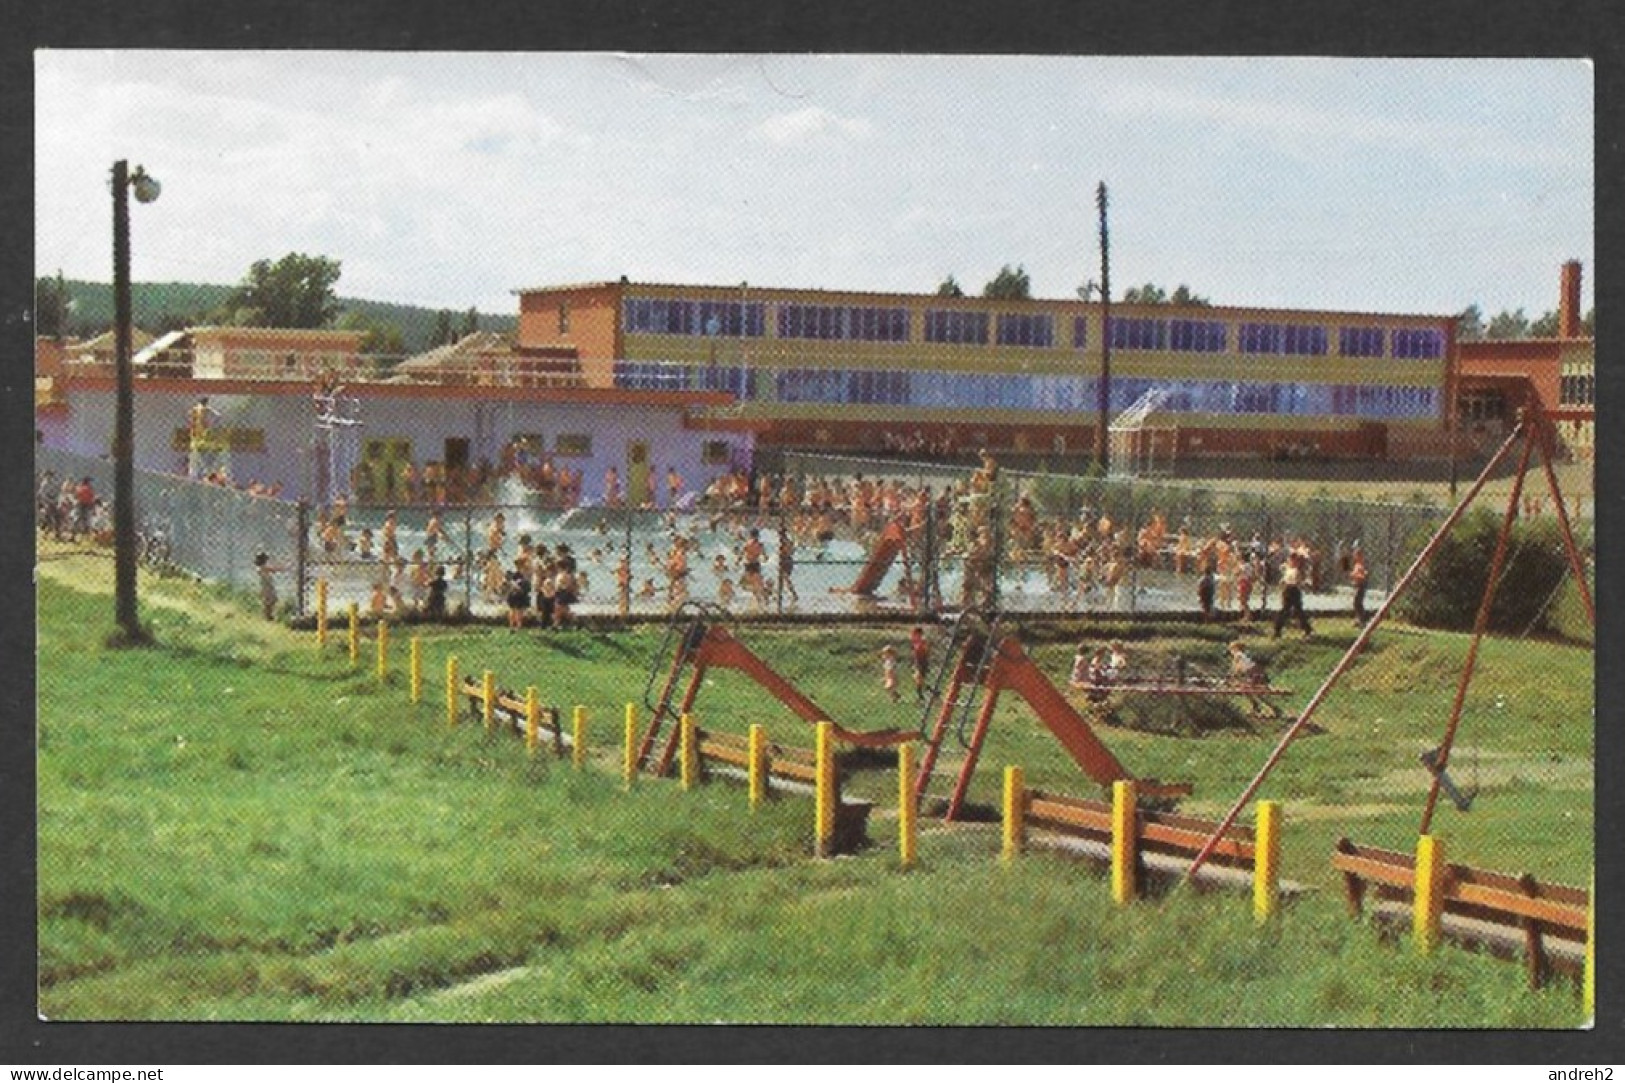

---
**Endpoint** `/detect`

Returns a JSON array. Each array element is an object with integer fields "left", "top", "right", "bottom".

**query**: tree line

[
  {"left": 34, "top": 254, "right": 496, "bottom": 360},
  {"left": 936, "top": 265, "right": 1595, "bottom": 341}
]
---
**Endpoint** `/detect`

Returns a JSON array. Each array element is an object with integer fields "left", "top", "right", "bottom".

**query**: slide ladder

[
  {"left": 916, "top": 622, "right": 1191, "bottom": 819},
  {"left": 635, "top": 607, "right": 915, "bottom": 778}
]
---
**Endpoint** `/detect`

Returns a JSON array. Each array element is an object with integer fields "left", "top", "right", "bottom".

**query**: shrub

[{"left": 1394, "top": 509, "right": 1587, "bottom": 637}]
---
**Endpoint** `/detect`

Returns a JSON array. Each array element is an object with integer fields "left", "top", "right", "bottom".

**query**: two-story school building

[{"left": 511, "top": 278, "right": 1459, "bottom": 466}]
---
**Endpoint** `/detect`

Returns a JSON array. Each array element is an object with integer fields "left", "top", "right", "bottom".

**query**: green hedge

[{"left": 1395, "top": 509, "right": 1592, "bottom": 641}]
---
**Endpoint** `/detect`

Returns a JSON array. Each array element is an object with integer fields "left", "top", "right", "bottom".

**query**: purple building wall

[{"left": 39, "top": 380, "right": 753, "bottom": 507}]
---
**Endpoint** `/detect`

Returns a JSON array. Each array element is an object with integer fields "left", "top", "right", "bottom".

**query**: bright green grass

[{"left": 37, "top": 557, "right": 1592, "bottom": 1023}]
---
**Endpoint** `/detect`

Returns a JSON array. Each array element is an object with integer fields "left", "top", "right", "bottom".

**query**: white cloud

[{"left": 749, "top": 106, "right": 874, "bottom": 147}]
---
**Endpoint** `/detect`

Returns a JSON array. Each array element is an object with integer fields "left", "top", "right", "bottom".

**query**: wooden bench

[
  {"left": 1332, "top": 837, "right": 1589, "bottom": 989},
  {"left": 695, "top": 728, "right": 873, "bottom": 855},
  {"left": 1023, "top": 788, "right": 1269, "bottom": 894}
]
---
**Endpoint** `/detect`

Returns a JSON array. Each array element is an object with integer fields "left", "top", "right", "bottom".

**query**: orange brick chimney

[{"left": 1559, "top": 260, "right": 1583, "bottom": 339}]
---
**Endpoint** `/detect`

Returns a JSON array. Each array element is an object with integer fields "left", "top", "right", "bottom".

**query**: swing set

[{"left": 1185, "top": 405, "right": 1595, "bottom": 881}]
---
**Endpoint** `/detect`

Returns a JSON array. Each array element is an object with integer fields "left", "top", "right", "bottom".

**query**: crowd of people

[{"left": 36, "top": 470, "right": 110, "bottom": 545}]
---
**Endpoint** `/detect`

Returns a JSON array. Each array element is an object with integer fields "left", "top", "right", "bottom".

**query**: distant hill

[{"left": 49, "top": 279, "right": 517, "bottom": 356}]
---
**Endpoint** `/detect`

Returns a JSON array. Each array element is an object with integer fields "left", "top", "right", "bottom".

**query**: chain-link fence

[
  {"left": 779, "top": 451, "right": 1452, "bottom": 618},
  {"left": 37, "top": 446, "right": 306, "bottom": 605},
  {"left": 40, "top": 444, "right": 1572, "bottom": 633},
  {"left": 294, "top": 458, "right": 1453, "bottom": 625}
]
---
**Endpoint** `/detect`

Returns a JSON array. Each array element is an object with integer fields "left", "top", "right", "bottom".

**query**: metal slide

[
  {"left": 848, "top": 520, "right": 910, "bottom": 597},
  {"left": 635, "top": 607, "right": 915, "bottom": 777},
  {"left": 918, "top": 622, "right": 1190, "bottom": 819}
]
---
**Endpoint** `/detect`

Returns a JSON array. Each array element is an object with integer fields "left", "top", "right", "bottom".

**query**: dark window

[
  {"left": 1168, "top": 319, "right": 1227, "bottom": 353},
  {"left": 1108, "top": 317, "right": 1168, "bottom": 351},
  {"left": 1072, "top": 317, "right": 1088, "bottom": 349},
  {"left": 1391, "top": 328, "right": 1444, "bottom": 359},
  {"left": 1282, "top": 325, "right": 1327, "bottom": 356},
  {"left": 1339, "top": 326, "right": 1386, "bottom": 358},
  {"left": 924, "top": 310, "right": 990, "bottom": 345},
  {"left": 1238, "top": 323, "right": 1284, "bottom": 355},
  {"left": 995, "top": 313, "right": 1055, "bottom": 348}
]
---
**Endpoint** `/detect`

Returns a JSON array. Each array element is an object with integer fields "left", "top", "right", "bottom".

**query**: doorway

[{"left": 627, "top": 441, "right": 651, "bottom": 508}]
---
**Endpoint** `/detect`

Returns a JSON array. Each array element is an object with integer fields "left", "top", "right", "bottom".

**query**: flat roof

[{"left": 512, "top": 278, "right": 1457, "bottom": 323}]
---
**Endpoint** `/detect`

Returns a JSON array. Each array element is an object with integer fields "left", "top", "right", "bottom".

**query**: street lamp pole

[{"left": 111, "top": 159, "right": 159, "bottom": 642}]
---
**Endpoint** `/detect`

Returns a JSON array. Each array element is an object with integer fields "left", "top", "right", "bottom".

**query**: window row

[
  {"left": 778, "top": 304, "right": 910, "bottom": 342},
  {"left": 995, "top": 313, "right": 1055, "bottom": 348},
  {"left": 620, "top": 297, "right": 1445, "bottom": 359},
  {"left": 611, "top": 361, "right": 1440, "bottom": 419},
  {"left": 622, "top": 298, "right": 768, "bottom": 337},
  {"left": 1237, "top": 322, "right": 1328, "bottom": 356}
]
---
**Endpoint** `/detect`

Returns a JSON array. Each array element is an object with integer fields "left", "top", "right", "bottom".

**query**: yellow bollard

[
  {"left": 1414, "top": 834, "right": 1445, "bottom": 954},
  {"left": 376, "top": 619, "right": 389, "bottom": 682},
  {"left": 1254, "top": 800, "right": 1281, "bottom": 923},
  {"left": 1002, "top": 765, "right": 1025, "bottom": 863},
  {"left": 814, "top": 720, "right": 836, "bottom": 859},
  {"left": 1584, "top": 868, "right": 1595, "bottom": 1021},
  {"left": 898, "top": 742, "right": 917, "bottom": 870},
  {"left": 347, "top": 603, "right": 360, "bottom": 667},
  {"left": 446, "top": 655, "right": 459, "bottom": 727},
  {"left": 572, "top": 705, "right": 587, "bottom": 769},
  {"left": 481, "top": 670, "right": 495, "bottom": 733},
  {"left": 623, "top": 703, "right": 637, "bottom": 789},
  {"left": 1111, "top": 779, "right": 1138, "bottom": 905},
  {"left": 409, "top": 636, "right": 422, "bottom": 704},
  {"left": 525, "top": 687, "right": 540, "bottom": 756},
  {"left": 679, "top": 712, "right": 698, "bottom": 791},
  {"left": 747, "top": 723, "right": 767, "bottom": 811},
  {"left": 315, "top": 579, "right": 329, "bottom": 648}
]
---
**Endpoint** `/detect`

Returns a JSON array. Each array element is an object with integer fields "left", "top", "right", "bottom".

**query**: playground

[{"left": 34, "top": 413, "right": 1595, "bottom": 1025}]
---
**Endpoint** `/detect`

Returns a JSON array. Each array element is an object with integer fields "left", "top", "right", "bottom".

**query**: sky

[{"left": 35, "top": 53, "right": 1594, "bottom": 321}]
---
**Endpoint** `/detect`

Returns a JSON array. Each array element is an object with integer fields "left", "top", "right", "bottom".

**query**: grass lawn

[{"left": 36, "top": 545, "right": 1592, "bottom": 1024}]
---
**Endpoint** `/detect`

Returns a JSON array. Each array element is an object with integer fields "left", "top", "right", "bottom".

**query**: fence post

[
  {"left": 572, "top": 705, "right": 587, "bottom": 769},
  {"left": 445, "top": 655, "right": 459, "bottom": 727},
  {"left": 623, "top": 703, "right": 636, "bottom": 789},
  {"left": 1002, "top": 765, "right": 1025, "bottom": 863},
  {"left": 409, "top": 636, "right": 422, "bottom": 704},
  {"left": 814, "top": 720, "right": 836, "bottom": 859},
  {"left": 525, "top": 687, "right": 540, "bottom": 756},
  {"left": 1111, "top": 779, "right": 1138, "bottom": 905},
  {"left": 315, "top": 579, "right": 329, "bottom": 648},
  {"left": 463, "top": 508, "right": 474, "bottom": 616},
  {"left": 1414, "top": 834, "right": 1445, "bottom": 954},
  {"left": 898, "top": 742, "right": 917, "bottom": 869},
  {"left": 376, "top": 619, "right": 389, "bottom": 682},
  {"left": 295, "top": 500, "right": 309, "bottom": 617},
  {"left": 1254, "top": 800, "right": 1281, "bottom": 923},
  {"left": 679, "top": 712, "right": 698, "bottom": 791},
  {"left": 748, "top": 723, "right": 767, "bottom": 810},
  {"left": 347, "top": 602, "right": 359, "bottom": 667},
  {"left": 482, "top": 669, "right": 495, "bottom": 733}
]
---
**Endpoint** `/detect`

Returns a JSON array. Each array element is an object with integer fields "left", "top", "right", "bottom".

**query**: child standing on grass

[
  {"left": 506, "top": 565, "right": 531, "bottom": 631},
  {"left": 254, "top": 552, "right": 281, "bottom": 621},
  {"left": 910, "top": 626, "right": 931, "bottom": 702},
  {"left": 880, "top": 645, "right": 900, "bottom": 702}
]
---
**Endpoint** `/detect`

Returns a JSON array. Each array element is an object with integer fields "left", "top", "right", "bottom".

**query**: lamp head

[{"left": 130, "top": 166, "right": 161, "bottom": 204}]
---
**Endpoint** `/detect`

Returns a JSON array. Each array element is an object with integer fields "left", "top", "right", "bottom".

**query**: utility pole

[{"left": 1095, "top": 181, "right": 1112, "bottom": 475}]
